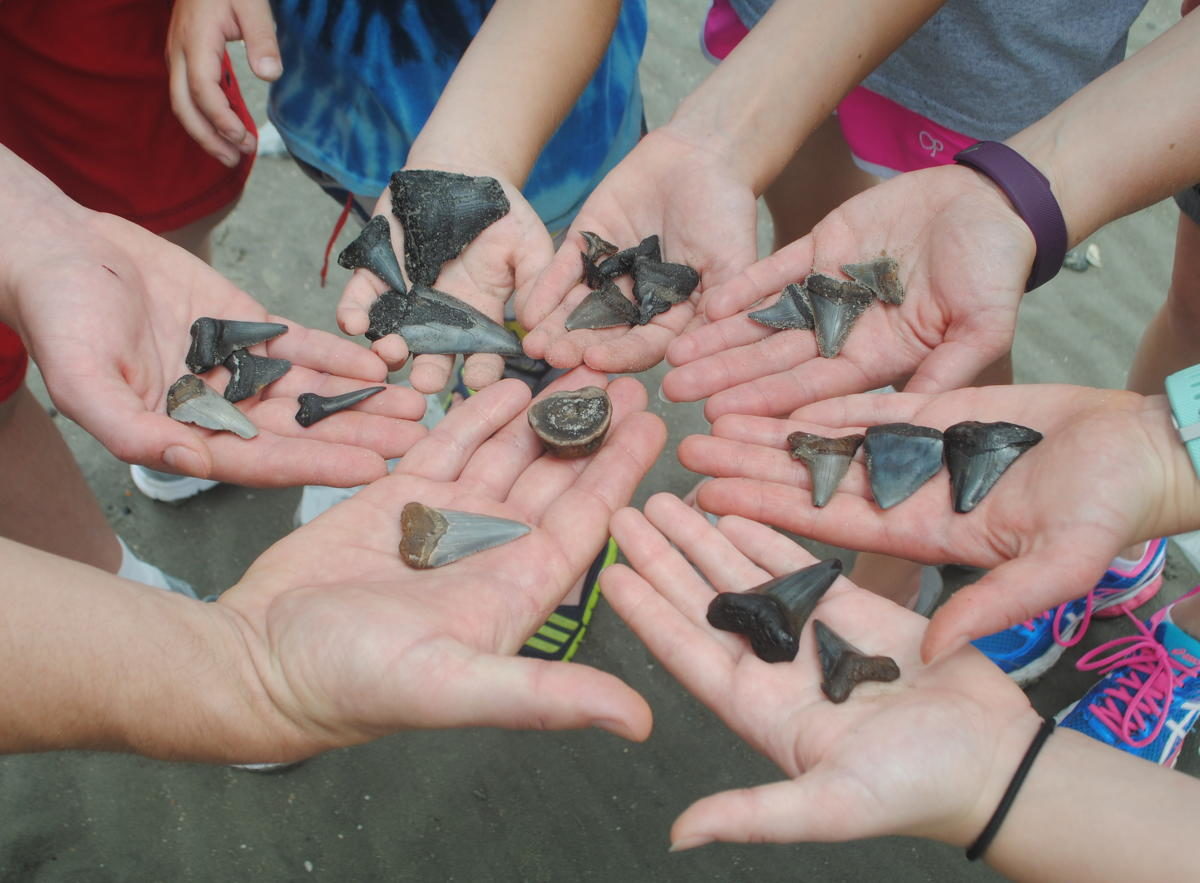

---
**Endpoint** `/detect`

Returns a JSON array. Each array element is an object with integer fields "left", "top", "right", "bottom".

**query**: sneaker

[
  {"left": 520, "top": 538, "right": 617, "bottom": 662},
  {"left": 1093, "top": 537, "right": 1167, "bottom": 618},
  {"left": 130, "top": 464, "right": 219, "bottom": 503},
  {"left": 1056, "top": 590, "right": 1200, "bottom": 767}
]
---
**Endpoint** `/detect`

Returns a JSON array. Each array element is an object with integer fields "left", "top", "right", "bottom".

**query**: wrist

[
  {"left": 1144, "top": 388, "right": 1200, "bottom": 539},
  {"left": 662, "top": 100, "right": 777, "bottom": 195}
]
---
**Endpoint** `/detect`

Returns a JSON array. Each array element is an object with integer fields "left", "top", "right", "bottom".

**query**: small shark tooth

[
  {"left": 748, "top": 282, "right": 814, "bottom": 331},
  {"left": 580, "top": 231, "right": 618, "bottom": 263},
  {"left": 944, "top": 421, "right": 1042, "bottom": 513},
  {"left": 186, "top": 318, "right": 288, "bottom": 374},
  {"left": 863, "top": 423, "right": 944, "bottom": 509},
  {"left": 399, "top": 502, "right": 530, "bottom": 569},
  {"left": 787, "top": 431, "right": 864, "bottom": 508},
  {"left": 167, "top": 374, "right": 258, "bottom": 439},
  {"left": 563, "top": 280, "right": 640, "bottom": 331},
  {"left": 632, "top": 259, "right": 700, "bottom": 324},
  {"left": 842, "top": 257, "right": 904, "bottom": 305},
  {"left": 596, "top": 234, "right": 661, "bottom": 279},
  {"left": 527, "top": 386, "right": 612, "bottom": 459},
  {"left": 814, "top": 619, "right": 900, "bottom": 703},
  {"left": 706, "top": 559, "right": 843, "bottom": 663},
  {"left": 804, "top": 273, "right": 874, "bottom": 358},
  {"left": 580, "top": 252, "right": 607, "bottom": 289},
  {"left": 295, "top": 386, "right": 385, "bottom": 427},
  {"left": 223, "top": 351, "right": 291, "bottom": 403},
  {"left": 365, "top": 285, "right": 523, "bottom": 356},
  {"left": 337, "top": 214, "right": 407, "bottom": 294}
]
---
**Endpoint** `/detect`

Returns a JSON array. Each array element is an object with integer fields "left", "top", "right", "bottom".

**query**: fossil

[
  {"left": 223, "top": 351, "right": 291, "bottom": 403},
  {"left": 294, "top": 386, "right": 385, "bottom": 427},
  {"left": 167, "top": 374, "right": 257, "bottom": 439},
  {"left": 632, "top": 259, "right": 700, "bottom": 324},
  {"left": 748, "top": 282, "right": 814, "bottom": 331},
  {"left": 337, "top": 214, "right": 407, "bottom": 294},
  {"left": 580, "top": 251, "right": 608, "bottom": 290},
  {"left": 186, "top": 318, "right": 288, "bottom": 374},
  {"left": 842, "top": 257, "right": 904, "bottom": 305},
  {"left": 527, "top": 386, "right": 612, "bottom": 459},
  {"left": 863, "top": 423, "right": 944, "bottom": 509},
  {"left": 563, "top": 280, "right": 641, "bottom": 331},
  {"left": 787, "top": 431, "right": 864, "bottom": 508},
  {"left": 580, "top": 231, "right": 618, "bottom": 263},
  {"left": 596, "top": 234, "right": 661, "bottom": 279},
  {"left": 804, "top": 273, "right": 875, "bottom": 358},
  {"left": 399, "top": 502, "right": 530, "bottom": 569},
  {"left": 813, "top": 619, "right": 901, "bottom": 703},
  {"left": 943, "top": 421, "right": 1042, "bottom": 513},
  {"left": 365, "top": 285, "right": 522, "bottom": 356}
]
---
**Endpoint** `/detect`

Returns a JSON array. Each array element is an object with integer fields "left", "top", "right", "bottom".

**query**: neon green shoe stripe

[
  {"left": 537, "top": 624, "right": 571, "bottom": 643},
  {"left": 547, "top": 612, "right": 578, "bottom": 630},
  {"left": 524, "top": 636, "right": 559, "bottom": 654}
]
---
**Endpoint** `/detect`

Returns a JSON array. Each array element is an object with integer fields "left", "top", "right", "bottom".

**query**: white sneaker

[{"left": 130, "top": 465, "right": 220, "bottom": 503}]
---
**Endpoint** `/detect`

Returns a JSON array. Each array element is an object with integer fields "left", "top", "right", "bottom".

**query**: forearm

[{"left": 407, "top": 0, "right": 621, "bottom": 185}]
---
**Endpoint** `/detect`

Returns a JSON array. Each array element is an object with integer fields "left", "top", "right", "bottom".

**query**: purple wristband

[{"left": 953, "top": 141, "right": 1068, "bottom": 292}]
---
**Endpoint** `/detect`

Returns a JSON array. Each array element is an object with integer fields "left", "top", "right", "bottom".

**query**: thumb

[
  {"left": 236, "top": 0, "right": 282, "bottom": 80},
  {"left": 515, "top": 241, "right": 583, "bottom": 330}
]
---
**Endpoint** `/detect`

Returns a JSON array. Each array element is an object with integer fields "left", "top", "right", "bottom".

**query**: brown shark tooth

[
  {"left": 863, "top": 423, "right": 944, "bottom": 509},
  {"left": 399, "top": 502, "right": 530, "bottom": 569},
  {"left": 222, "top": 351, "right": 292, "bottom": 403},
  {"left": 186, "top": 318, "right": 288, "bottom": 374},
  {"left": 295, "top": 386, "right": 385, "bottom": 427},
  {"left": 527, "top": 386, "right": 612, "bottom": 459},
  {"left": 814, "top": 619, "right": 900, "bottom": 703},
  {"left": 365, "top": 285, "right": 522, "bottom": 356},
  {"left": 337, "top": 214, "right": 407, "bottom": 295},
  {"left": 167, "top": 374, "right": 258, "bottom": 439},
  {"left": 748, "top": 282, "right": 814, "bottom": 331},
  {"left": 563, "top": 280, "right": 640, "bottom": 331},
  {"left": 787, "top": 431, "right": 864, "bottom": 508},
  {"left": 842, "top": 257, "right": 904, "bottom": 305},
  {"left": 389, "top": 169, "right": 510, "bottom": 286},
  {"left": 596, "top": 234, "right": 661, "bottom": 278},
  {"left": 580, "top": 231, "right": 618, "bottom": 263},
  {"left": 944, "top": 421, "right": 1042, "bottom": 513},
  {"left": 804, "top": 273, "right": 875, "bottom": 358},
  {"left": 632, "top": 259, "right": 700, "bottom": 324}
]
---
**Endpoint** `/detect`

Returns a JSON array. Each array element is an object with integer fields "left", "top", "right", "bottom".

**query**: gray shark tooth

[
  {"left": 337, "top": 214, "right": 407, "bottom": 295},
  {"left": 748, "top": 282, "right": 814, "bottom": 331},
  {"left": 596, "top": 234, "right": 661, "bottom": 279},
  {"left": 814, "top": 619, "right": 900, "bottom": 703},
  {"left": 580, "top": 230, "right": 618, "bottom": 263},
  {"left": 399, "top": 502, "right": 531, "bottom": 569},
  {"left": 295, "top": 386, "right": 385, "bottom": 427},
  {"left": 527, "top": 386, "right": 612, "bottom": 459},
  {"left": 944, "top": 421, "right": 1042, "bottom": 513},
  {"left": 842, "top": 257, "right": 904, "bottom": 305},
  {"left": 223, "top": 351, "right": 292, "bottom": 403},
  {"left": 365, "top": 286, "right": 523, "bottom": 356},
  {"left": 633, "top": 259, "right": 700, "bottom": 324},
  {"left": 564, "top": 280, "right": 640, "bottom": 331},
  {"left": 389, "top": 169, "right": 510, "bottom": 286},
  {"left": 186, "top": 318, "right": 288, "bottom": 374},
  {"left": 863, "top": 423, "right": 944, "bottom": 509},
  {"left": 167, "top": 374, "right": 258, "bottom": 439},
  {"left": 787, "top": 431, "right": 864, "bottom": 508},
  {"left": 803, "top": 273, "right": 875, "bottom": 358}
]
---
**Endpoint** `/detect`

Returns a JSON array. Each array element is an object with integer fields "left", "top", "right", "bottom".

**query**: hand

[
  {"left": 12, "top": 209, "right": 427, "bottom": 487},
  {"left": 214, "top": 371, "right": 666, "bottom": 758},
  {"left": 517, "top": 127, "right": 760, "bottom": 375},
  {"left": 336, "top": 170, "right": 554, "bottom": 394},
  {"left": 676, "top": 384, "right": 1185, "bottom": 661},
  {"left": 167, "top": 0, "right": 282, "bottom": 166},
  {"left": 662, "top": 164, "right": 1033, "bottom": 420},
  {"left": 602, "top": 493, "right": 1040, "bottom": 850}
]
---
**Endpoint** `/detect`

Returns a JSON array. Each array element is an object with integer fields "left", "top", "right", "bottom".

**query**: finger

[
  {"left": 460, "top": 352, "right": 506, "bottom": 391},
  {"left": 263, "top": 320, "right": 388, "bottom": 382},
  {"left": 235, "top": 0, "right": 283, "bottom": 80},
  {"left": 185, "top": 44, "right": 252, "bottom": 153},
  {"left": 337, "top": 268, "right": 390, "bottom": 337},
  {"left": 201, "top": 430, "right": 389, "bottom": 487},
  {"left": 702, "top": 236, "right": 816, "bottom": 321},
  {"left": 664, "top": 310, "right": 774, "bottom": 374},
  {"left": 716, "top": 515, "right": 823, "bottom": 578},
  {"left": 369, "top": 334, "right": 413, "bottom": 374},
  {"left": 250, "top": 400, "right": 427, "bottom": 460},
  {"left": 788, "top": 392, "right": 929, "bottom": 428},
  {"left": 677, "top": 433, "right": 870, "bottom": 500},
  {"left": 702, "top": 354, "right": 881, "bottom": 422},
  {"left": 168, "top": 49, "right": 240, "bottom": 167},
  {"left": 408, "top": 354, "right": 456, "bottom": 395},
  {"left": 516, "top": 235, "right": 591, "bottom": 330}
]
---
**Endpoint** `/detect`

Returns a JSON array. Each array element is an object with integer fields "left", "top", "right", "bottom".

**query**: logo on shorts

[{"left": 918, "top": 130, "right": 944, "bottom": 158}]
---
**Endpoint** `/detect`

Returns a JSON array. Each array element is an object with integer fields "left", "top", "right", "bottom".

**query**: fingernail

[
  {"left": 256, "top": 56, "right": 282, "bottom": 79},
  {"left": 656, "top": 382, "right": 674, "bottom": 404},
  {"left": 163, "top": 445, "right": 207, "bottom": 477},
  {"left": 668, "top": 836, "right": 710, "bottom": 853}
]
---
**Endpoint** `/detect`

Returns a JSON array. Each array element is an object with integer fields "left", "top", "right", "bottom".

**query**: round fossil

[{"left": 527, "top": 386, "right": 613, "bottom": 459}]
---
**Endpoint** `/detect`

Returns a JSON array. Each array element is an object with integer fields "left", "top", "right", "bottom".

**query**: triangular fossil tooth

[
  {"left": 564, "top": 281, "right": 640, "bottom": 331},
  {"left": 864, "top": 423, "right": 944, "bottom": 509},
  {"left": 632, "top": 259, "right": 700, "bottom": 324},
  {"left": 596, "top": 234, "right": 661, "bottom": 278},
  {"left": 223, "top": 351, "right": 292, "bottom": 403},
  {"left": 167, "top": 374, "right": 258, "bottom": 439},
  {"left": 365, "top": 290, "right": 410, "bottom": 341},
  {"left": 186, "top": 318, "right": 288, "bottom": 373},
  {"left": 337, "top": 214, "right": 407, "bottom": 295},
  {"left": 787, "top": 431, "right": 864, "bottom": 508},
  {"left": 389, "top": 169, "right": 510, "bottom": 286},
  {"left": 803, "top": 273, "right": 874, "bottom": 358},
  {"left": 580, "top": 231, "right": 618, "bottom": 262},
  {"left": 580, "top": 251, "right": 607, "bottom": 289},
  {"left": 527, "top": 386, "right": 612, "bottom": 459},
  {"left": 944, "top": 421, "right": 1042, "bottom": 513},
  {"left": 295, "top": 386, "right": 386, "bottom": 427},
  {"left": 757, "top": 558, "right": 842, "bottom": 626},
  {"left": 364, "top": 285, "right": 523, "bottom": 356},
  {"left": 842, "top": 257, "right": 904, "bottom": 305},
  {"left": 813, "top": 619, "right": 901, "bottom": 703},
  {"left": 399, "top": 502, "right": 531, "bottom": 569},
  {"left": 748, "top": 282, "right": 814, "bottom": 330}
]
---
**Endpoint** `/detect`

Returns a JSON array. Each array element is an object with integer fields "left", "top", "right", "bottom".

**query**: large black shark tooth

[
  {"left": 527, "top": 386, "right": 612, "bottom": 459},
  {"left": 596, "top": 234, "right": 661, "bottom": 278},
  {"left": 813, "top": 619, "right": 901, "bottom": 703},
  {"left": 399, "top": 502, "right": 530, "bottom": 569},
  {"left": 842, "top": 257, "right": 904, "bottom": 305},
  {"left": 944, "top": 421, "right": 1042, "bottom": 513},
  {"left": 167, "top": 374, "right": 258, "bottom": 439},
  {"left": 563, "top": 280, "right": 641, "bottom": 331},
  {"left": 389, "top": 169, "right": 510, "bottom": 285},
  {"left": 632, "top": 259, "right": 700, "bottom": 324},
  {"left": 580, "top": 231, "right": 618, "bottom": 263},
  {"left": 804, "top": 273, "right": 875, "bottom": 358},
  {"left": 707, "top": 558, "right": 843, "bottom": 663},
  {"left": 222, "top": 351, "right": 292, "bottom": 403},
  {"left": 787, "top": 431, "right": 864, "bottom": 508},
  {"left": 365, "top": 285, "right": 523, "bottom": 356},
  {"left": 295, "top": 386, "right": 385, "bottom": 427},
  {"left": 186, "top": 318, "right": 288, "bottom": 374},
  {"left": 749, "top": 282, "right": 814, "bottom": 331},
  {"left": 337, "top": 214, "right": 407, "bottom": 294},
  {"left": 863, "top": 423, "right": 944, "bottom": 509}
]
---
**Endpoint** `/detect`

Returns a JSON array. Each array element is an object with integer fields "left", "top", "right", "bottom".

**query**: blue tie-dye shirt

[{"left": 268, "top": 0, "right": 647, "bottom": 232}]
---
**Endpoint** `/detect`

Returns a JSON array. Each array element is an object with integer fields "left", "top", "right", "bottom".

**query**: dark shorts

[{"left": 1177, "top": 184, "right": 1200, "bottom": 225}]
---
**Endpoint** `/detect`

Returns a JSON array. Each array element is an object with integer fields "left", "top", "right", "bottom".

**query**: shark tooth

[
  {"left": 814, "top": 619, "right": 900, "bottom": 703},
  {"left": 944, "top": 421, "right": 1042, "bottom": 513},
  {"left": 580, "top": 252, "right": 607, "bottom": 289},
  {"left": 166, "top": 374, "right": 258, "bottom": 439},
  {"left": 842, "top": 257, "right": 904, "bottom": 305},
  {"left": 222, "top": 351, "right": 292, "bottom": 403},
  {"left": 399, "top": 502, "right": 531, "bottom": 569},
  {"left": 186, "top": 318, "right": 288, "bottom": 374},
  {"left": 580, "top": 231, "right": 618, "bottom": 262},
  {"left": 748, "top": 282, "right": 814, "bottom": 330},
  {"left": 527, "top": 386, "right": 612, "bottom": 459},
  {"left": 706, "top": 558, "right": 843, "bottom": 663},
  {"left": 563, "top": 280, "right": 640, "bottom": 331},
  {"left": 596, "top": 234, "right": 661, "bottom": 278},
  {"left": 863, "top": 423, "right": 944, "bottom": 509},
  {"left": 389, "top": 169, "right": 510, "bottom": 285},
  {"left": 787, "top": 431, "right": 864, "bottom": 508},
  {"left": 365, "top": 285, "right": 523, "bottom": 356},
  {"left": 804, "top": 273, "right": 874, "bottom": 358},
  {"left": 632, "top": 259, "right": 700, "bottom": 324},
  {"left": 295, "top": 386, "right": 385, "bottom": 427},
  {"left": 337, "top": 214, "right": 407, "bottom": 294}
]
